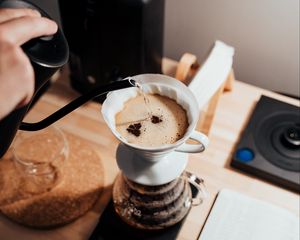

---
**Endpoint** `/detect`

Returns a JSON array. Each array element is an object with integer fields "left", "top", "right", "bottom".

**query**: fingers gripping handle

[{"left": 175, "top": 131, "right": 209, "bottom": 153}]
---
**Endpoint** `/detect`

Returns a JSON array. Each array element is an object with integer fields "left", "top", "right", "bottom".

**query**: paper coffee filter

[{"left": 101, "top": 74, "right": 199, "bottom": 150}]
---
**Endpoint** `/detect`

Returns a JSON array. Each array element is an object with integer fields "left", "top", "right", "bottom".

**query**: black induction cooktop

[{"left": 231, "top": 95, "right": 300, "bottom": 192}]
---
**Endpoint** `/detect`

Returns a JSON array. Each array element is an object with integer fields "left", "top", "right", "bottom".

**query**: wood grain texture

[
  {"left": 0, "top": 59, "right": 298, "bottom": 240},
  {"left": 175, "top": 53, "right": 199, "bottom": 85}
]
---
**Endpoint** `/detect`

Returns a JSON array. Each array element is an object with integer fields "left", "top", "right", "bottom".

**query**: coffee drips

[
  {"left": 126, "top": 123, "right": 142, "bottom": 137},
  {"left": 151, "top": 115, "right": 162, "bottom": 124}
]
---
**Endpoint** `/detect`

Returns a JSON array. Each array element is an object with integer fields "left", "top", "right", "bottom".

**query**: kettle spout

[
  {"left": 0, "top": 78, "right": 136, "bottom": 158},
  {"left": 20, "top": 78, "right": 137, "bottom": 131},
  {"left": 19, "top": 78, "right": 137, "bottom": 131}
]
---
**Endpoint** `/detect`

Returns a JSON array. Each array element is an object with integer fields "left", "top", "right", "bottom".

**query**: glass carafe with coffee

[{"left": 102, "top": 74, "right": 209, "bottom": 230}]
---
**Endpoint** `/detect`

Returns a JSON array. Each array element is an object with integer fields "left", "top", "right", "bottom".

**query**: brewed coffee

[
  {"left": 115, "top": 93, "right": 188, "bottom": 147},
  {"left": 113, "top": 174, "right": 191, "bottom": 230}
]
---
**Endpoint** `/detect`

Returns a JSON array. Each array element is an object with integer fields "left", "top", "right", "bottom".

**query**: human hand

[{"left": 0, "top": 8, "right": 57, "bottom": 119}]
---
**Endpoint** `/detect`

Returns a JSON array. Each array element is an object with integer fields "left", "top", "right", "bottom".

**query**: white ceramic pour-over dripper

[{"left": 101, "top": 74, "right": 209, "bottom": 185}]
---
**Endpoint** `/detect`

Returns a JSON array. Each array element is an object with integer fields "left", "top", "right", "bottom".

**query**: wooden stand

[{"left": 175, "top": 53, "right": 235, "bottom": 135}]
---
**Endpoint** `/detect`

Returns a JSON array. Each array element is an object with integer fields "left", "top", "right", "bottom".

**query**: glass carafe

[{"left": 112, "top": 171, "right": 207, "bottom": 230}]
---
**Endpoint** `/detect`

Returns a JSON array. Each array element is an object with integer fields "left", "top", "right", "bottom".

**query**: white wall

[{"left": 164, "top": 0, "right": 299, "bottom": 97}]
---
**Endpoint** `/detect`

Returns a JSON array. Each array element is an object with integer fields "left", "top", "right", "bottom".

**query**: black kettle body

[
  {"left": 0, "top": 0, "right": 136, "bottom": 158},
  {"left": 0, "top": 0, "right": 69, "bottom": 157}
]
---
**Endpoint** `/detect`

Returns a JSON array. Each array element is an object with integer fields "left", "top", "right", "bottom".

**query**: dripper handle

[
  {"left": 175, "top": 131, "right": 209, "bottom": 153},
  {"left": 19, "top": 79, "right": 136, "bottom": 131},
  {"left": 184, "top": 171, "right": 208, "bottom": 206}
]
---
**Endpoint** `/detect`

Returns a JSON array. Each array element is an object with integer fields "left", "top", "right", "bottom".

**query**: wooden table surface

[{"left": 0, "top": 59, "right": 299, "bottom": 240}]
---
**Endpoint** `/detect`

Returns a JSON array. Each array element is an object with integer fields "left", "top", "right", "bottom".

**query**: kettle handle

[{"left": 20, "top": 79, "right": 136, "bottom": 131}]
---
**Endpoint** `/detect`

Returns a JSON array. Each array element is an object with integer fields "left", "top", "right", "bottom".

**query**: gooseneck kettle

[{"left": 0, "top": 0, "right": 136, "bottom": 158}]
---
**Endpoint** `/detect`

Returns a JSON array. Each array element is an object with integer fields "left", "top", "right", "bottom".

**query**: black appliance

[
  {"left": 59, "top": 0, "right": 165, "bottom": 101},
  {"left": 0, "top": 0, "right": 136, "bottom": 158},
  {"left": 231, "top": 95, "right": 300, "bottom": 192}
]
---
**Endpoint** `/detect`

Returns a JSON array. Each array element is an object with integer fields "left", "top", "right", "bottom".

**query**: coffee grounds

[
  {"left": 126, "top": 116, "right": 162, "bottom": 137},
  {"left": 126, "top": 123, "right": 142, "bottom": 137},
  {"left": 151, "top": 115, "right": 162, "bottom": 124}
]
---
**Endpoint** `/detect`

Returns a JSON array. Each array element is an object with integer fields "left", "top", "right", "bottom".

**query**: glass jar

[
  {"left": 12, "top": 126, "right": 69, "bottom": 194},
  {"left": 112, "top": 171, "right": 207, "bottom": 230}
]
